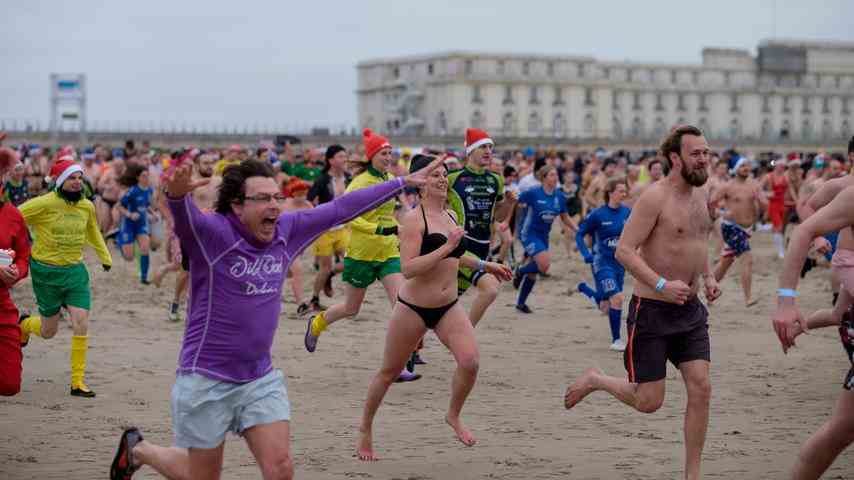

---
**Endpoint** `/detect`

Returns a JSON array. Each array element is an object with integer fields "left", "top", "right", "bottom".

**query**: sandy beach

[{"left": 1, "top": 229, "right": 851, "bottom": 479}]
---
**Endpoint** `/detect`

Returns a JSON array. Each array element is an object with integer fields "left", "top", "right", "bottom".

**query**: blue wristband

[
  {"left": 777, "top": 288, "right": 798, "bottom": 298},
  {"left": 655, "top": 277, "right": 667, "bottom": 292},
  {"left": 477, "top": 259, "right": 486, "bottom": 272}
]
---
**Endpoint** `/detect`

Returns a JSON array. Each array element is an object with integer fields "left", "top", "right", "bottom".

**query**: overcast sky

[{"left": 3, "top": 0, "right": 853, "bottom": 132}]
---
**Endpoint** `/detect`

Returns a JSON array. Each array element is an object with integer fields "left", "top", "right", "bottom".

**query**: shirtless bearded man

[{"left": 564, "top": 125, "right": 721, "bottom": 480}]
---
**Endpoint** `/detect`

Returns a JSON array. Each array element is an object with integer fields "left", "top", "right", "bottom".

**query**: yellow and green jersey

[
  {"left": 19, "top": 192, "right": 112, "bottom": 267},
  {"left": 344, "top": 166, "right": 399, "bottom": 262}
]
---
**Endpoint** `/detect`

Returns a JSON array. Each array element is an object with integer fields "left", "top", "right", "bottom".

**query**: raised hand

[
  {"left": 166, "top": 163, "right": 210, "bottom": 199},
  {"left": 403, "top": 156, "right": 445, "bottom": 187}
]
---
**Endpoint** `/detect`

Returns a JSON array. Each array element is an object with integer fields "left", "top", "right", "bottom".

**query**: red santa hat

[
  {"left": 465, "top": 128, "right": 493, "bottom": 156},
  {"left": 50, "top": 159, "right": 84, "bottom": 187},
  {"left": 362, "top": 128, "right": 391, "bottom": 161}
]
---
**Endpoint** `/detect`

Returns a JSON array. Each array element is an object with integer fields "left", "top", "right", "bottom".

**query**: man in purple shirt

[{"left": 110, "top": 158, "right": 441, "bottom": 480}]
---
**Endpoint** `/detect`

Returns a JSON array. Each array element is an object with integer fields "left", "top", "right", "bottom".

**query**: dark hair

[
  {"left": 324, "top": 145, "right": 346, "bottom": 173},
  {"left": 603, "top": 176, "right": 628, "bottom": 203},
  {"left": 848, "top": 135, "right": 854, "bottom": 155},
  {"left": 215, "top": 160, "right": 275, "bottom": 214},
  {"left": 647, "top": 158, "right": 662, "bottom": 172},
  {"left": 602, "top": 158, "right": 618, "bottom": 169},
  {"left": 533, "top": 156, "right": 547, "bottom": 174},
  {"left": 118, "top": 163, "right": 147, "bottom": 187},
  {"left": 409, "top": 154, "right": 444, "bottom": 174},
  {"left": 659, "top": 125, "right": 703, "bottom": 170},
  {"left": 503, "top": 165, "right": 517, "bottom": 177}
]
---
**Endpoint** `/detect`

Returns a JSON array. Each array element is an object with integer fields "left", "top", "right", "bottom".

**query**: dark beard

[
  {"left": 681, "top": 166, "right": 708, "bottom": 187},
  {"left": 57, "top": 188, "right": 83, "bottom": 203}
]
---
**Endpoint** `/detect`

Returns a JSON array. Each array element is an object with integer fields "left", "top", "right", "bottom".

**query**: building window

[
  {"left": 471, "top": 110, "right": 484, "bottom": 129},
  {"left": 724, "top": 71, "right": 732, "bottom": 86},
  {"left": 602, "top": 66, "right": 611, "bottom": 80},
  {"left": 671, "top": 70, "right": 678, "bottom": 84},
  {"left": 612, "top": 90, "right": 620, "bottom": 110},
  {"left": 729, "top": 118, "right": 740, "bottom": 139},
  {"left": 553, "top": 113, "right": 566, "bottom": 137},
  {"left": 802, "top": 118, "right": 813, "bottom": 140},
  {"left": 585, "top": 87, "right": 595, "bottom": 106},
  {"left": 503, "top": 85, "right": 514, "bottom": 106},
  {"left": 654, "top": 117, "right": 666, "bottom": 136},
  {"left": 844, "top": 98, "right": 852, "bottom": 115},
  {"left": 528, "top": 111, "right": 542, "bottom": 136},
  {"left": 802, "top": 96, "right": 812, "bottom": 114},
  {"left": 655, "top": 93, "right": 664, "bottom": 112},
  {"left": 472, "top": 85, "right": 483, "bottom": 104},
  {"left": 579, "top": 63, "right": 586, "bottom": 78},
  {"left": 547, "top": 62, "right": 555, "bottom": 76},
  {"left": 553, "top": 86, "right": 564, "bottom": 106},
  {"left": 677, "top": 93, "right": 686, "bottom": 111},
  {"left": 730, "top": 94, "right": 740, "bottom": 113},
  {"left": 692, "top": 71, "right": 699, "bottom": 84},
  {"left": 502, "top": 111, "right": 516, "bottom": 135},
  {"left": 822, "top": 96, "right": 831, "bottom": 114},
  {"left": 698, "top": 117, "right": 710, "bottom": 136},
  {"left": 822, "top": 119, "right": 833, "bottom": 139},
  {"left": 392, "top": 67, "right": 400, "bottom": 79},
  {"left": 843, "top": 119, "right": 851, "bottom": 136},
  {"left": 583, "top": 113, "right": 595, "bottom": 137},
  {"left": 762, "top": 95, "right": 771, "bottom": 113},
  {"left": 699, "top": 94, "right": 708, "bottom": 112},
  {"left": 628, "top": 69, "right": 634, "bottom": 82},
  {"left": 529, "top": 85, "right": 540, "bottom": 105},
  {"left": 497, "top": 60, "right": 506, "bottom": 75},
  {"left": 522, "top": 61, "right": 530, "bottom": 76},
  {"left": 631, "top": 117, "right": 643, "bottom": 137},
  {"left": 437, "top": 111, "right": 447, "bottom": 135},
  {"left": 427, "top": 63, "right": 434, "bottom": 75},
  {"left": 632, "top": 92, "right": 641, "bottom": 111},
  {"left": 783, "top": 96, "right": 791, "bottom": 113},
  {"left": 464, "top": 60, "right": 473, "bottom": 75},
  {"left": 612, "top": 116, "right": 623, "bottom": 138},
  {"left": 761, "top": 118, "right": 773, "bottom": 139}
]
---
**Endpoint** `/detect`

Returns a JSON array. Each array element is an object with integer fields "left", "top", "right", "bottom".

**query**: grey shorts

[{"left": 171, "top": 369, "right": 290, "bottom": 449}]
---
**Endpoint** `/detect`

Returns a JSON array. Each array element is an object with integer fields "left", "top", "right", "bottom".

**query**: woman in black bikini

[{"left": 356, "top": 154, "right": 512, "bottom": 461}]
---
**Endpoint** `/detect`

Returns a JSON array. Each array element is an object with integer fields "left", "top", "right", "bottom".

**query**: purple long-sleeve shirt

[{"left": 168, "top": 176, "right": 405, "bottom": 383}]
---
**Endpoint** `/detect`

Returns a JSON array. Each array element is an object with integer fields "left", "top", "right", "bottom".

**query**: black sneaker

[
  {"left": 296, "top": 303, "right": 310, "bottom": 316},
  {"left": 515, "top": 304, "right": 533, "bottom": 314},
  {"left": 309, "top": 297, "right": 325, "bottom": 311},
  {"left": 412, "top": 352, "right": 427, "bottom": 365},
  {"left": 70, "top": 385, "right": 96, "bottom": 398}
]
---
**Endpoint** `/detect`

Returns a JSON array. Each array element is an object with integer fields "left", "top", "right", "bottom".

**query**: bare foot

[
  {"left": 356, "top": 429, "right": 377, "bottom": 461},
  {"left": 564, "top": 367, "right": 601, "bottom": 409},
  {"left": 745, "top": 297, "right": 759, "bottom": 307},
  {"left": 445, "top": 415, "right": 476, "bottom": 446}
]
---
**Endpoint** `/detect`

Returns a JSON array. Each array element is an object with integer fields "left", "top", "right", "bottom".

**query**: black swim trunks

[
  {"left": 624, "top": 295, "right": 710, "bottom": 384},
  {"left": 840, "top": 309, "right": 854, "bottom": 390}
]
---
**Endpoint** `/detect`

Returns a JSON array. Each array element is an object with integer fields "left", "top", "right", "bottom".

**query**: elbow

[{"left": 615, "top": 245, "right": 629, "bottom": 265}]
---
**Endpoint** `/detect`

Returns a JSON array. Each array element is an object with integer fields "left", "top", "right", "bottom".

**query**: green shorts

[
  {"left": 30, "top": 259, "right": 91, "bottom": 316},
  {"left": 342, "top": 257, "right": 401, "bottom": 289},
  {"left": 457, "top": 250, "right": 488, "bottom": 296}
]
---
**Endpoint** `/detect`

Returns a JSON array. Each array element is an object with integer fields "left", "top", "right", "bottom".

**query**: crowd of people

[{"left": 0, "top": 126, "right": 852, "bottom": 479}]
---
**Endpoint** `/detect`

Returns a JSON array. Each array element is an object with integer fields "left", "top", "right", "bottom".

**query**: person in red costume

[{"left": 0, "top": 145, "right": 31, "bottom": 396}]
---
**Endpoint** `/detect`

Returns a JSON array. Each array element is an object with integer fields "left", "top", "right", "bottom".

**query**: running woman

[
  {"left": 512, "top": 166, "right": 577, "bottom": 314},
  {"left": 108, "top": 157, "right": 442, "bottom": 480},
  {"left": 116, "top": 164, "right": 155, "bottom": 284},
  {"left": 356, "top": 154, "right": 511, "bottom": 461},
  {"left": 762, "top": 158, "right": 789, "bottom": 259},
  {"left": 448, "top": 128, "right": 516, "bottom": 326},
  {"left": 18, "top": 158, "right": 113, "bottom": 397},
  {"left": 575, "top": 176, "right": 631, "bottom": 350},
  {"left": 306, "top": 144, "right": 352, "bottom": 311},
  {"left": 0, "top": 147, "right": 30, "bottom": 397},
  {"left": 565, "top": 126, "right": 721, "bottom": 480},
  {"left": 304, "top": 130, "right": 420, "bottom": 381}
]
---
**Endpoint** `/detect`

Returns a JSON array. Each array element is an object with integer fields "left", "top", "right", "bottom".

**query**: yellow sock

[
  {"left": 70, "top": 335, "right": 89, "bottom": 388},
  {"left": 311, "top": 311, "right": 328, "bottom": 336},
  {"left": 20, "top": 315, "right": 42, "bottom": 341}
]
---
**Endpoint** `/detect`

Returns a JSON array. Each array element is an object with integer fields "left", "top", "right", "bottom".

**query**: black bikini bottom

[{"left": 397, "top": 296, "right": 458, "bottom": 330}]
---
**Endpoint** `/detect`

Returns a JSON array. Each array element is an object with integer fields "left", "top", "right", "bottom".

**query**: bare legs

[
  {"left": 564, "top": 359, "right": 710, "bottom": 480},
  {"left": 468, "top": 274, "right": 498, "bottom": 327},
  {"left": 714, "top": 252, "right": 755, "bottom": 306},
  {"left": 358, "top": 303, "right": 478, "bottom": 460},
  {"left": 789, "top": 389, "right": 854, "bottom": 480}
]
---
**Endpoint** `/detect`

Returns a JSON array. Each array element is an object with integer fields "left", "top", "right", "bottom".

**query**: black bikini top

[{"left": 419, "top": 205, "right": 466, "bottom": 259}]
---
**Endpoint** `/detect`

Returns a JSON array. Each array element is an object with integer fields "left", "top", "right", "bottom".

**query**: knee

[
  {"left": 688, "top": 378, "right": 712, "bottom": 405},
  {"left": 41, "top": 322, "right": 58, "bottom": 339},
  {"left": 610, "top": 293, "right": 624, "bottom": 308},
  {"left": 341, "top": 303, "right": 361, "bottom": 318},
  {"left": 479, "top": 282, "right": 498, "bottom": 301},
  {"left": 377, "top": 366, "right": 401, "bottom": 385},
  {"left": 636, "top": 396, "right": 664, "bottom": 414},
  {"left": 457, "top": 353, "right": 480, "bottom": 377},
  {"left": 261, "top": 453, "right": 293, "bottom": 480}
]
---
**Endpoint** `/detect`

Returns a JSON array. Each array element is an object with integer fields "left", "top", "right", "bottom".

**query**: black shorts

[
  {"left": 624, "top": 295, "right": 710, "bottom": 384},
  {"left": 466, "top": 240, "right": 490, "bottom": 261},
  {"left": 840, "top": 310, "right": 854, "bottom": 390}
]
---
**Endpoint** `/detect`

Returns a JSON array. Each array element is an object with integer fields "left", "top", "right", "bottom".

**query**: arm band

[
  {"left": 777, "top": 288, "right": 798, "bottom": 298},
  {"left": 655, "top": 277, "right": 667, "bottom": 292}
]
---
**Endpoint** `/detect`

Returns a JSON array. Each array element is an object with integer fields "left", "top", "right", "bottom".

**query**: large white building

[{"left": 356, "top": 40, "right": 854, "bottom": 143}]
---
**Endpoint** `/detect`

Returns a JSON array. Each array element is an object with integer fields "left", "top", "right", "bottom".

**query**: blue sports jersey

[
  {"left": 120, "top": 185, "right": 153, "bottom": 219},
  {"left": 575, "top": 204, "right": 631, "bottom": 262},
  {"left": 519, "top": 186, "right": 567, "bottom": 240}
]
